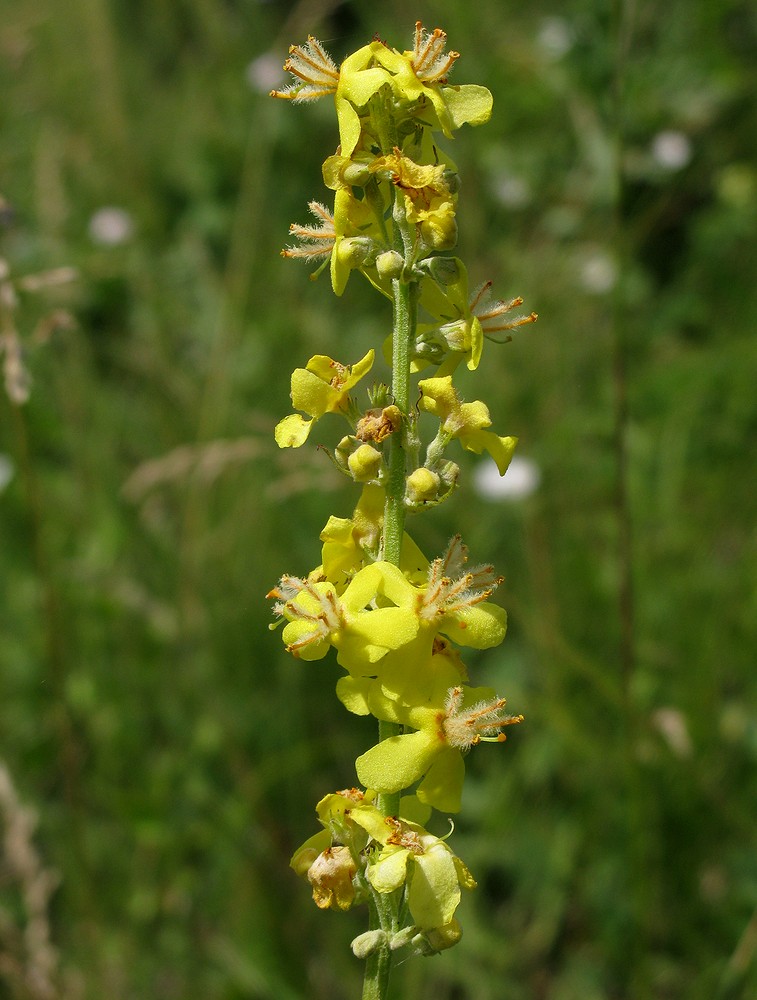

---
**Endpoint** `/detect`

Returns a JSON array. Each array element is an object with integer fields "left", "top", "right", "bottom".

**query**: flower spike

[{"left": 268, "top": 22, "right": 532, "bottom": 973}]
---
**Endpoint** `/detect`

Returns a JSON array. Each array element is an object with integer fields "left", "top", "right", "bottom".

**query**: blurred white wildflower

[
  {"left": 491, "top": 172, "right": 531, "bottom": 209},
  {"left": 651, "top": 130, "right": 692, "bottom": 171},
  {"left": 0, "top": 453, "right": 14, "bottom": 492},
  {"left": 88, "top": 206, "right": 134, "bottom": 246},
  {"left": 537, "top": 18, "right": 574, "bottom": 60},
  {"left": 579, "top": 250, "right": 617, "bottom": 294},
  {"left": 246, "top": 52, "right": 285, "bottom": 93},
  {"left": 473, "top": 454, "right": 541, "bottom": 502},
  {"left": 651, "top": 707, "right": 693, "bottom": 758}
]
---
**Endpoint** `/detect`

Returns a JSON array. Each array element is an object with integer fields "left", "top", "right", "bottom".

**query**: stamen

[
  {"left": 469, "top": 283, "right": 538, "bottom": 341},
  {"left": 442, "top": 686, "right": 524, "bottom": 751},
  {"left": 385, "top": 817, "right": 424, "bottom": 854},
  {"left": 282, "top": 202, "right": 336, "bottom": 261},
  {"left": 270, "top": 36, "right": 340, "bottom": 102},
  {"left": 417, "top": 537, "right": 502, "bottom": 621},
  {"left": 267, "top": 574, "right": 345, "bottom": 654},
  {"left": 410, "top": 22, "right": 460, "bottom": 83}
]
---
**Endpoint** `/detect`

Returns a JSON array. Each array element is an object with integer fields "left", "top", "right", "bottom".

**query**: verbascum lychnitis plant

[{"left": 268, "top": 24, "right": 536, "bottom": 999}]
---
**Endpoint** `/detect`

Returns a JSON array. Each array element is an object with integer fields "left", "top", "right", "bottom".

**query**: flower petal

[
  {"left": 441, "top": 602, "right": 507, "bottom": 649},
  {"left": 274, "top": 413, "right": 313, "bottom": 448},
  {"left": 356, "top": 729, "right": 438, "bottom": 793},
  {"left": 442, "top": 84, "right": 493, "bottom": 129},
  {"left": 368, "top": 847, "right": 409, "bottom": 893},
  {"left": 416, "top": 747, "right": 465, "bottom": 813},
  {"left": 408, "top": 844, "right": 461, "bottom": 928},
  {"left": 335, "top": 675, "right": 373, "bottom": 716}
]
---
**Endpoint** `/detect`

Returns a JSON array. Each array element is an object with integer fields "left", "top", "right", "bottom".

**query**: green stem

[
  {"left": 381, "top": 274, "right": 416, "bottom": 720},
  {"left": 363, "top": 185, "right": 419, "bottom": 1000},
  {"left": 362, "top": 941, "right": 393, "bottom": 1000},
  {"left": 383, "top": 276, "right": 415, "bottom": 566},
  {"left": 361, "top": 888, "right": 396, "bottom": 1000}
]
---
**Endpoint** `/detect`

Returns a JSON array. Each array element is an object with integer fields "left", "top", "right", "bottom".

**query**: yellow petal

[
  {"left": 409, "top": 844, "right": 461, "bottom": 928},
  {"left": 416, "top": 749, "right": 465, "bottom": 813},
  {"left": 356, "top": 730, "right": 438, "bottom": 793},
  {"left": 367, "top": 848, "right": 409, "bottom": 894},
  {"left": 274, "top": 413, "right": 313, "bottom": 448},
  {"left": 291, "top": 366, "right": 337, "bottom": 415},
  {"left": 442, "top": 84, "right": 494, "bottom": 129},
  {"left": 441, "top": 602, "right": 508, "bottom": 650}
]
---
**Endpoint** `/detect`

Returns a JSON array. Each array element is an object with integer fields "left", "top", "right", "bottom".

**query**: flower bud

[
  {"left": 439, "top": 460, "right": 460, "bottom": 489},
  {"left": 342, "top": 161, "right": 372, "bottom": 186},
  {"left": 413, "top": 919, "right": 463, "bottom": 954},
  {"left": 336, "top": 236, "right": 375, "bottom": 269},
  {"left": 412, "top": 337, "right": 447, "bottom": 366},
  {"left": 406, "top": 467, "right": 440, "bottom": 503},
  {"left": 351, "top": 930, "right": 387, "bottom": 959},
  {"left": 389, "top": 927, "right": 417, "bottom": 951},
  {"left": 348, "top": 444, "right": 383, "bottom": 482},
  {"left": 322, "top": 153, "right": 372, "bottom": 189},
  {"left": 375, "top": 250, "right": 404, "bottom": 280},
  {"left": 421, "top": 256, "right": 462, "bottom": 287},
  {"left": 334, "top": 435, "right": 354, "bottom": 472}
]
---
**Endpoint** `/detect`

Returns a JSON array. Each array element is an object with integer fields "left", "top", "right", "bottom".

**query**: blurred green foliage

[{"left": 1, "top": 0, "right": 756, "bottom": 997}]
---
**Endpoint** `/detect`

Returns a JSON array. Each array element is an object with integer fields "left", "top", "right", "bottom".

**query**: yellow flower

[
  {"left": 274, "top": 349, "right": 374, "bottom": 447},
  {"left": 372, "top": 23, "right": 494, "bottom": 140},
  {"left": 272, "top": 26, "right": 494, "bottom": 158},
  {"left": 349, "top": 811, "right": 477, "bottom": 930},
  {"left": 416, "top": 263, "right": 537, "bottom": 373},
  {"left": 418, "top": 375, "right": 518, "bottom": 475},
  {"left": 268, "top": 561, "right": 420, "bottom": 671},
  {"left": 283, "top": 193, "right": 381, "bottom": 295},
  {"left": 355, "top": 682, "right": 523, "bottom": 812},
  {"left": 371, "top": 150, "right": 457, "bottom": 250}
]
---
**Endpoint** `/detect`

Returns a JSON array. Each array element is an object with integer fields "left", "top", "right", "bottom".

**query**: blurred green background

[{"left": 1, "top": 0, "right": 756, "bottom": 997}]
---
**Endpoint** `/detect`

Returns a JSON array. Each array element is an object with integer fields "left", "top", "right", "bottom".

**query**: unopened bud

[
  {"left": 342, "top": 161, "right": 372, "bottom": 186},
  {"left": 406, "top": 467, "right": 440, "bottom": 503},
  {"left": 351, "top": 930, "right": 387, "bottom": 959},
  {"left": 337, "top": 237, "right": 375, "bottom": 269},
  {"left": 422, "top": 256, "right": 462, "bottom": 287},
  {"left": 414, "top": 919, "right": 463, "bottom": 954},
  {"left": 375, "top": 250, "right": 404, "bottom": 280},
  {"left": 334, "top": 435, "right": 353, "bottom": 471},
  {"left": 439, "top": 460, "right": 460, "bottom": 489},
  {"left": 442, "top": 168, "right": 461, "bottom": 194},
  {"left": 348, "top": 444, "right": 382, "bottom": 482}
]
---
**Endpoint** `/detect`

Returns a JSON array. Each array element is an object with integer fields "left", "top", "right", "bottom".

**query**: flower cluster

[{"left": 269, "top": 23, "right": 533, "bottom": 967}]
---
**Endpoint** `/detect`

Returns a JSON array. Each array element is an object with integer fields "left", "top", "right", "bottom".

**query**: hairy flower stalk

[{"left": 269, "top": 22, "right": 536, "bottom": 999}]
